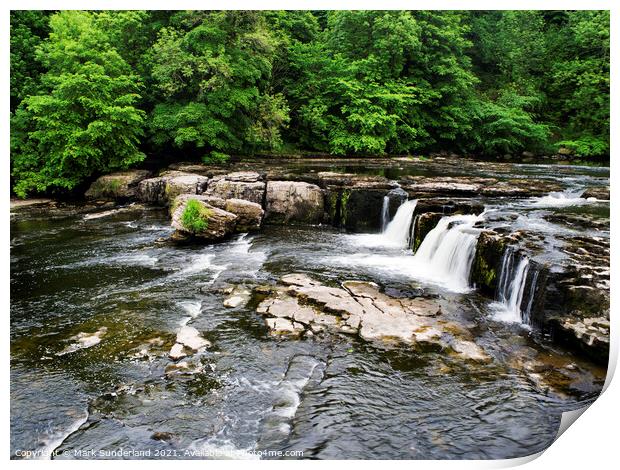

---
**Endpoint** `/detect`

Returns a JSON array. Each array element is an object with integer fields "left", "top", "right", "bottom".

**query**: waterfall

[
  {"left": 410, "top": 214, "right": 482, "bottom": 292},
  {"left": 493, "top": 247, "right": 538, "bottom": 325},
  {"left": 380, "top": 196, "right": 390, "bottom": 232},
  {"left": 381, "top": 200, "right": 418, "bottom": 247}
]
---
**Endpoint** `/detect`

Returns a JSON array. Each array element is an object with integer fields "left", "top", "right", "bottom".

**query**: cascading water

[
  {"left": 380, "top": 196, "right": 390, "bottom": 232},
  {"left": 492, "top": 247, "right": 538, "bottom": 325},
  {"left": 409, "top": 214, "right": 483, "bottom": 292},
  {"left": 381, "top": 199, "right": 418, "bottom": 247}
]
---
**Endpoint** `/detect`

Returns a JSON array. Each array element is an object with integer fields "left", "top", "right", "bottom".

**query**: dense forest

[{"left": 10, "top": 10, "right": 610, "bottom": 197}]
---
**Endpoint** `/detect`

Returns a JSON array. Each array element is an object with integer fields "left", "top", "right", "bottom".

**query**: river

[{"left": 10, "top": 158, "right": 609, "bottom": 459}]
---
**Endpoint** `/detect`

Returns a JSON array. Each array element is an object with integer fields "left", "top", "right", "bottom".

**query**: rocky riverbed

[{"left": 10, "top": 156, "right": 609, "bottom": 459}]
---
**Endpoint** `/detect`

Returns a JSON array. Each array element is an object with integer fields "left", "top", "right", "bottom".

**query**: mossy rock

[
  {"left": 411, "top": 212, "right": 443, "bottom": 252},
  {"left": 181, "top": 199, "right": 212, "bottom": 233},
  {"left": 470, "top": 231, "right": 507, "bottom": 296}
]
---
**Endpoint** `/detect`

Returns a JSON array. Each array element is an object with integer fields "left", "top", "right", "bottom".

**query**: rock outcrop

[
  {"left": 170, "top": 194, "right": 264, "bottom": 241},
  {"left": 582, "top": 186, "right": 610, "bottom": 200},
  {"left": 400, "top": 176, "right": 562, "bottom": 198},
  {"left": 171, "top": 196, "right": 238, "bottom": 242},
  {"left": 85, "top": 170, "right": 151, "bottom": 200},
  {"left": 137, "top": 171, "right": 209, "bottom": 205},
  {"left": 470, "top": 230, "right": 507, "bottom": 296},
  {"left": 255, "top": 274, "right": 491, "bottom": 363},
  {"left": 206, "top": 172, "right": 266, "bottom": 205},
  {"left": 265, "top": 181, "right": 324, "bottom": 224}
]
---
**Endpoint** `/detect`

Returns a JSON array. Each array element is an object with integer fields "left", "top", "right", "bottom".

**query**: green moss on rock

[
  {"left": 470, "top": 231, "right": 507, "bottom": 296},
  {"left": 181, "top": 199, "right": 212, "bottom": 233}
]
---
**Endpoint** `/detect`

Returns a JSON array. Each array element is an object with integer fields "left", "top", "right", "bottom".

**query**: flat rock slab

[{"left": 256, "top": 274, "right": 490, "bottom": 363}]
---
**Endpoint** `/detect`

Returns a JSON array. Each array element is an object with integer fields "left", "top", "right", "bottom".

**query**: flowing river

[{"left": 10, "top": 159, "right": 609, "bottom": 460}]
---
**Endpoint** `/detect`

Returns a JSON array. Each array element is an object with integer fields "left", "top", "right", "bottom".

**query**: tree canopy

[{"left": 10, "top": 10, "right": 610, "bottom": 197}]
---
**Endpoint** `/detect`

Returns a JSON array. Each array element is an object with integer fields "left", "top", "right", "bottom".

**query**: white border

[{"left": 2, "top": 2, "right": 617, "bottom": 468}]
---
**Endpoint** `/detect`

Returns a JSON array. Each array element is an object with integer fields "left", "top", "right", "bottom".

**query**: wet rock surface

[
  {"left": 171, "top": 196, "right": 238, "bottom": 242},
  {"left": 256, "top": 274, "right": 490, "bottom": 363},
  {"left": 137, "top": 171, "right": 209, "bottom": 206}
]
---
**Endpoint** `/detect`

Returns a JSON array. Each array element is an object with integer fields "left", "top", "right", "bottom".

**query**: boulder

[
  {"left": 171, "top": 196, "right": 237, "bottom": 241},
  {"left": 265, "top": 181, "right": 324, "bottom": 224},
  {"left": 137, "top": 171, "right": 209, "bottom": 206},
  {"left": 224, "top": 198, "right": 264, "bottom": 231},
  {"left": 206, "top": 172, "right": 265, "bottom": 205},
  {"left": 582, "top": 186, "right": 610, "bottom": 200},
  {"left": 85, "top": 170, "right": 151, "bottom": 200},
  {"left": 170, "top": 194, "right": 263, "bottom": 233}
]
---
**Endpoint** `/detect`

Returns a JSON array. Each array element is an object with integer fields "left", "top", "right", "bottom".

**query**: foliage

[
  {"left": 557, "top": 136, "right": 609, "bottom": 158},
  {"left": 10, "top": 11, "right": 50, "bottom": 111},
  {"left": 147, "top": 11, "right": 288, "bottom": 157},
  {"left": 9, "top": 10, "right": 610, "bottom": 196},
  {"left": 11, "top": 11, "right": 146, "bottom": 197},
  {"left": 202, "top": 151, "right": 231, "bottom": 164},
  {"left": 181, "top": 199, "right": 211, "bottom": 232}
]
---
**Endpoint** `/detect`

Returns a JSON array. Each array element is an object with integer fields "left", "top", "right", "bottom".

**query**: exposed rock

[
  {"left": 470, "top": 230, "right": 507, "bottom": 296},
  {"left": 543, "top": 213, "right": 610, "bottom": 232},
  {"left": 151, "top": 432, "right": 176, "bottom": 442},
  {"left": 223, "top": 286, "right": 252, "bottom": 308},
  {"left": 171, "top": 196, "right": 237, "bottom": 241},
  {"left": 176, "top": 325, "right": 210, "bottom": 351},
  {"left": 57, "top": 327, "right": 108, "bottom": 356},
  {"left": 412, "top": 212, "right": 443, "bottom": 252},
  {"left": 265, "top": 181, "right": 324, "bottom": 224},
  {"left": 224, "top": 198, "right": 264, "bottom": 231},
  {"left": 582, "top": 186, "right": 610, "bottom": 200},
  {"left": 337, "top": 188, "right": 390, "bottom": 231},
  {"left": 85, "top": 170, "right": 151, "bottom": 200},
  {"left": 169, "top": 343, "right": 187, "bottom": 360},
  {"left": 256, "top": 274, "right": 489, "bottom": 363},
  {"left": 400, "top": 176, "right": 561, "bottom": 198},
  {"left": 548, "top": 317, "right": 609, "bottom": 364},
  {"left": 164, "top": 359, "right": 205, "bottom": 376},
  {"left": 137, "top": 171, "right": 209, "bottom": 206},
  {"left": 206, "top": 172, "right": 265, "bottom": 205}
]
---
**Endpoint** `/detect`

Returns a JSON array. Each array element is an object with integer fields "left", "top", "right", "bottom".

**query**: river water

[{"left": 10, "top": 160, "right": 609, "bottom": 459}]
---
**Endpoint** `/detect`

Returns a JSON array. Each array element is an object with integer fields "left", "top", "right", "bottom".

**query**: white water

[
  {"left": 491, "top": 248, "right": 533, "bottom": 325},
  {"left": 336, "top": 211, "right": 484, "bottom": 292},
  {"left": 351, "top": 199, "right": 418, "bottom": 249},
  {"left": 382, "top": 200, "right": 418, "bottom": 247},
  {"left": 380, "top": 196, "right": 390, "bottom": 232},
  {"left": 529, "top": 188, "right": 595, "bottom": 208},
  {"left": 409, "top": 214, "right": 483, "bottom": 292}
]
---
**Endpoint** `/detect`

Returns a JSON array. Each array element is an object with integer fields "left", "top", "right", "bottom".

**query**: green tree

[
  {"left": 10, "top": 11, "right": 51, "bottom": 111},
  {"left": 286, "top": 11, "right": 477, "bottom": 155},
  {"left": 546, "top": 11, "right": 610, "bottom": 155},
  {"left": 11, "top": 11, "right": 146, "bottom": 197},
  {"left": 147, "top": 11, "right": 289, "bottom": 161}
]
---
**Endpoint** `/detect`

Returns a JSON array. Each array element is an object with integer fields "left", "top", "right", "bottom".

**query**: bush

[
  {"left": 202, "top": 151, "right": 230, "bottom": 165},
  {"left": 181, "top": 199, "right": 211, "bottom": 233},
  {"left": 557, "top": 136, "right": 608, "bottom": 157}
]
